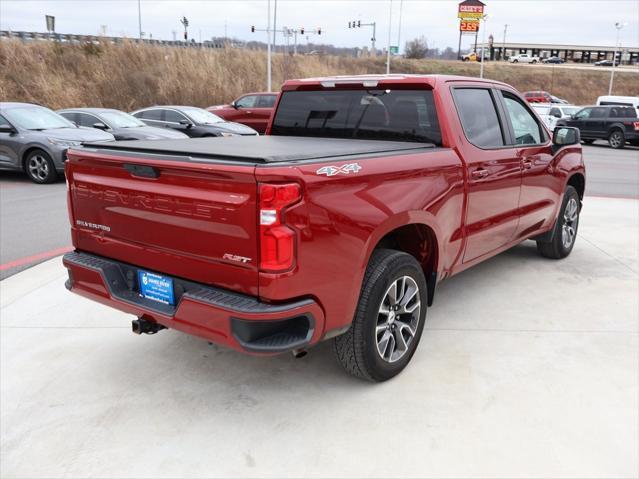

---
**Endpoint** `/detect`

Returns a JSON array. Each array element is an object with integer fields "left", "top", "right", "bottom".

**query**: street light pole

[
  {"left": 267, "top": 0, "right": 272, "bottom": 92},
  {"left": 396, "top": 0, "right": 403, "bottom": 54},
  {"left": 502, "top": 23, "right": 508, "bottom": 61},
  {"left": 137, "top": 0, "right": 142, "bottom": 39},
  {"left": 479, "top": 14, "right": 488, "bottom": 78},
  {"left": 608, "top": 22, "right": 626, "bottom": 95},
  {"left": 386, "top": 0, "right": 393, "bottom": 74}
]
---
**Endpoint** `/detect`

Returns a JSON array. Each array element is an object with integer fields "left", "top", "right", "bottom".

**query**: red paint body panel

[
  {"left": 208, "top": 92, "right": 276, "bottom": 134},
  {"left": 64, "top": 74, "right": 585, "bottom": 353}
]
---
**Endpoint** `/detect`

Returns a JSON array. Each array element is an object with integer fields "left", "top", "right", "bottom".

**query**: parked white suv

[
  {"left": 532, "top": 104, "right": 581, "bottom": 130},
  {"left": 509, "top": 54, "right": 540, "bottom": 64}
]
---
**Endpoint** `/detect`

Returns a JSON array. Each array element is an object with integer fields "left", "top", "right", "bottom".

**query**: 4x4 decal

[{"left": 316, "top": 163, "right": 362, "bottom": 177}]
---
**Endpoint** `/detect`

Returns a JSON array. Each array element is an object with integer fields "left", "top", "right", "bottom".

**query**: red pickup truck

[{"left": 63, "top": 75, "right": 585, "bottom": 382}]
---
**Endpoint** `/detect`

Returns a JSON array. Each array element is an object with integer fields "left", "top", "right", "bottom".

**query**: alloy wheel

[
  {"left": 562, "top": 197, "right": 579, "bottom": 249},
  {"left": 28, "top": 155, "right": 50, "bottom": 181},
  {"left": 376, "top": 276, "right": 421, "bottom": 363}
]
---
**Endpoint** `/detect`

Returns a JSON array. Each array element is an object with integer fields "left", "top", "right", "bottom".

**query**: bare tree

[{"left": 404, "top": 36, "right": 428, "bottom": 59}]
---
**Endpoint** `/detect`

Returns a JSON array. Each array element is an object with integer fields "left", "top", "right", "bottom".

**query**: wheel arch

[
  {"left": 366, "top": 219, "right": 440, "bottom": 306},
  {"left": 20, "top": 145, "right": 50, "bottom": 171},
  {"left": 566, "top": 172, "right": 585, "bottom": 200}
]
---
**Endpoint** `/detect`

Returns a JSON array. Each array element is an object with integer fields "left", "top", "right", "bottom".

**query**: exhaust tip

[{"left": 292, "top": 348, "right": 307, "bottom": 359}]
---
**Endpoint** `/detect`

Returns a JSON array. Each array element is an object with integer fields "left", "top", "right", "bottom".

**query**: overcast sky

[{"left": 1, "top": 0, "right": 638, "bottom": 52}]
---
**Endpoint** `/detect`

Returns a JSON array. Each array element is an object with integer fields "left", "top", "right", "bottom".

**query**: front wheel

[
  {"left": 25, "top": 149, "right": 57, "bottom": 184},
  {"left": 333, "top": 249, "right": 427, "bottom": 382},
  {"left": 608, "top": 129, "right": 625, "bottom": 149},
  {"left": 536, "top": 186, "right": 581, "bottom": 259}
]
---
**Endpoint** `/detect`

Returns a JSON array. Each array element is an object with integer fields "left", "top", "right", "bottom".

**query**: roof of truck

[
  {"left": 82, "top": 136, "right": 436, "bottom": 164},
  {"left": 282, "top": 74, "right": 508, "bottom": 90}
]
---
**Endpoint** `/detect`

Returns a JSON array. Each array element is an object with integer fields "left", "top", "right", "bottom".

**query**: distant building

[{"left": 477, "top": 41, "right": 639, "bottom": 64}]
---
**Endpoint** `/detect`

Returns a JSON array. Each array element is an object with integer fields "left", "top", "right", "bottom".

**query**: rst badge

[{"left": 316, "top": 163, "right": 362, "bottom": 177}]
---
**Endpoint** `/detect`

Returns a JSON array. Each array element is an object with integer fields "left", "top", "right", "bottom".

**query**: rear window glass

[
  {"left": 610, "top": 107, "right": 637, "bottom": 118},
  {"left": 270, "top": 89, "right": 442, "bottom": 145}
]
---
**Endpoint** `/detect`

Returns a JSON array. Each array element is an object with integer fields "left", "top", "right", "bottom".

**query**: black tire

[
  {"left": 512, "top": 59, "right": 518, "bottom": 63},
  {"left": 24, "top": 149, "right": 57, "bottom": 184},
  {"left": 608, "top": 129, "right": 625, "bottom": 149},
  {"left": 536, "top": 186, "right": 581, "bottom": 259},
  {"left": 333, "top": 249, "right": 428, "bottom": 382},
  {"left": 582, "top": 139, "right": 595, "bottom": 145}
]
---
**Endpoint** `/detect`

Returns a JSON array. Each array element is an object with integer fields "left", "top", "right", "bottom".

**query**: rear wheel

[
  {"left": 333, "top": 249, "right": 427, "bottom": 382},
  {"left": 24, "top": 149, "right": 57, "bottom": 184},
  {"left": 608, "top": 129, "right": 625, "bottom": 149},
  {"left": 536, "top": 186, "right": 580, "bottom": 259}
]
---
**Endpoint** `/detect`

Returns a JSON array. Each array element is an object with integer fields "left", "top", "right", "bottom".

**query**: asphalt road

[{"left": 0, "top": 141, "right": 637, "bottom": 280}]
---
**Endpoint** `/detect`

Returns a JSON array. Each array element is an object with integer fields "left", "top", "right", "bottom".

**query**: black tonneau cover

[{"left": 82, "top": 136, "right": 434, "bottom": 164}]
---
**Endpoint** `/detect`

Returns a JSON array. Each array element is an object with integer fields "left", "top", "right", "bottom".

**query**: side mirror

[
  {"left": 179, "top": 119, "right": 194, "bottom": 128},
  {"left": 553, "top": 126, "right": 580, "bottom": 151},
  {"left": 0, "top": 124, "right": 15, "bottom": 133},
  {"left": 92, "top": 122, "right": 109, "bottom": 130},
  {"left": 231, "top": 101, "right": 238, "bottom": 109}
]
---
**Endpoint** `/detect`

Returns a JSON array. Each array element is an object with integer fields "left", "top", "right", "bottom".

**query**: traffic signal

[
  {"left": 317, "top": 27, "right": 321, "bottom": 35},
  {"left": 183, "top": 31, "right": 187, "bottom": 40},
  {"left": 357, "top": 20, "right": 361, "bottom": 27},
  {"left": 251, "top": 25, "right": 255, "bottom": 32},
  {"left": 300, "top": 27, "right": 304, "bottom": 34},
  {"left": 348, "top": 22, "right": 351, "bottom": 28}
]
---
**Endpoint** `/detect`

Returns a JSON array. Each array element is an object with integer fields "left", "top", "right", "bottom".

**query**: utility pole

[
  {"left": 396, "top": 0, "right": 403, "bottom": 54},
  {"left": 386, "top": 0, "right": 393, "bottom": 74},
  {"left": 224, "top": 21, "right": 228, "bottom": 40},
  {"left": 608, "top": 22, "right": 626, "bottom": 95},
  {"left": 502, "top": 23, "right": 508, "bottom": 61},
  {"left": 138, "top": 0, "right": 142, "bottom": 39},
  {"left": 180, "top": 16, "right": 189, "bottom": 41},
  {"left": 479, "top": 14, "right": 488, "bottom": 78}
]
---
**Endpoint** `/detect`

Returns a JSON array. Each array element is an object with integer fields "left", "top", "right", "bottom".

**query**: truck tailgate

[{"left": 65, "top": 149, "right": 259, "bottom": 295}]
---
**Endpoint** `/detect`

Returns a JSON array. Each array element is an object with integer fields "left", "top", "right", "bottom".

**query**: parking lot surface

[
  {"left": 1, "top": 142, "right": 637, "bottom": 280},
  {"left": 1, "top": 196, "right": 637, "bottom": 478}
]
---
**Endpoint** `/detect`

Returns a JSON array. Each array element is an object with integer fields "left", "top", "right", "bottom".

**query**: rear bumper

[{"left": 63, "top": 251, "right": 325, "bottom": 354}]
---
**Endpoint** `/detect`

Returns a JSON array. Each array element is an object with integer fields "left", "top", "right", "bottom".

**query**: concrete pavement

[{"left": 1, "top": 196, "right": 637, "bottom": 478}]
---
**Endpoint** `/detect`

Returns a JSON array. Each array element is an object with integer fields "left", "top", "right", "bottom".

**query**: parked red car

[
  {"left": 63, "top": 75, "right": 585, "bottom": 381},
  {"left": 523, "top": 90, "right": 553, "bottom": 103},
  {"left": 207, "top": 92, "right": 277, "bottom": 134}
]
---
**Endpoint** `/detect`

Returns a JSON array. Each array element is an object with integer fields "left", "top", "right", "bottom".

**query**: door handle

[
  {"left": 522, "top": 158, "right": 534, "bottom": 169},
  {"left": 471, "top": 168, "right": 489, "bottom": 179}
]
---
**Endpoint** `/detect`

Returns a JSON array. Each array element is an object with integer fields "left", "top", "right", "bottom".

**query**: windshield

[
  {"left": 270, "top": 89, "right": 442, "bottom": 145},
  {"left": 3, "top": 106, "right": 75, "bottom": 130},
  {"left": 100, "top": 111, "right": 146, "bottom": 128},
  {"left": 182, "top": 107, "right": 224, "bottom": 125}
]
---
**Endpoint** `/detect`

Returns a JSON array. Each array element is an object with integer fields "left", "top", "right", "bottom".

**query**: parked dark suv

[
  {"left": 558, "top": 105, "right": 639, "bottom": 149},
  {"left": 131, "top": 106, "right": 258, "bottom": 137}
]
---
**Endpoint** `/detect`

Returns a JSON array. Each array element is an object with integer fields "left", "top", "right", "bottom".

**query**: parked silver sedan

[{"left": 0, "top": 102, "right": 115, "bottom": 183}]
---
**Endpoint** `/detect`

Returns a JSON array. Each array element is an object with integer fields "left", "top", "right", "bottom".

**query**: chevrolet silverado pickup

[{"left": 63, "top": 75, "right": 585, "bottom": 382}]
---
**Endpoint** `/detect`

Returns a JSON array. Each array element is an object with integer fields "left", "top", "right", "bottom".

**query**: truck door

[
  {"left": 497, "top": 90, "right": 558, "bottom": 240},
  {"left": 451, "top": 87, "right": 522, "bottom": 263}
]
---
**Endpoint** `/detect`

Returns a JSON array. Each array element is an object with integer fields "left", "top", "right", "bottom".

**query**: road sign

[
  {"left": 45, "top": 15, "right": 55, "bottom": 33},
  {"left": 390, "top": 45, "right": 399, "bottom": 54},
  {"left": 460, "top": 20, "right": 480, "bottom": 32},
  {"left": 458, "top": 0, "right": 485, "bottom": 19}
]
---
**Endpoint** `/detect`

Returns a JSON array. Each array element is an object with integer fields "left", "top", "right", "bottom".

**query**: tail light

[
  {"left": 633, "top": 122, "right": 639, "bottom": 131},
  {"left": 259, "top": 183, "right": 302, "bottom": 272}
]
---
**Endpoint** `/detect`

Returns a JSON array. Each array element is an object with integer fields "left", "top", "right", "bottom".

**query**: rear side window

[
  {"left": 59, "top": 112, "right": 77, "bottom": 124},
  {"left": 610, "top": 107, "right": 637, "bottom": 118},
  {"left": 452, "top": 88, "right": 504, "bottom": 148},
  {"left": 590, "top": 107, "right": 608, "bottom": 119},
  {"left": 257, "top": 95, "right": 277, "bottom": 108},
  {"left": 271, "top": 89, "right": 442, "bottom": 145},
  {"left": 136, "top": 109, "right": 163, "bottom": 121}
]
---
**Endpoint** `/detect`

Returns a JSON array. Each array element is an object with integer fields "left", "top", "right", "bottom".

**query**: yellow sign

[{"left": 458, "top": 11, "right": 484, "bottom": 19}]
